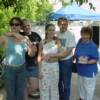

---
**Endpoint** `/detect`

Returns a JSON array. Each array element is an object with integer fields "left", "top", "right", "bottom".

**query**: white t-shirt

[{"left": 57, "top": 30, "right": 76, "bottom": 60}]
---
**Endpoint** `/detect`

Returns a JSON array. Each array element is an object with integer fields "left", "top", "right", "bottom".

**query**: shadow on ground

[{"left": 0, "top": 72, "right": 100, "bottom": 100}]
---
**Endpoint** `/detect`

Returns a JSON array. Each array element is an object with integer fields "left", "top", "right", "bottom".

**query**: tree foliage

[{"left": 0, "top": 0, "right": 52, "bottom": 33}]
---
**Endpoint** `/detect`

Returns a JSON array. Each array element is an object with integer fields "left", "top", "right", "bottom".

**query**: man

[
  {"left": 22, "top": 19, "right": 41, "bottom": 99},
  {"left": 57, "top": 17, "right": 76, "bottom": 100}
]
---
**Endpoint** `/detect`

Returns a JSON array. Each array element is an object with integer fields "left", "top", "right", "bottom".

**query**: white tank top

[{"left": 43, "top": 40, "right": 58, "bottom": 56}]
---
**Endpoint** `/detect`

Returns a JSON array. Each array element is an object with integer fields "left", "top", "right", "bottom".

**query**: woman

[
  {"left": 74, "top": 27, "right": 99, "bottom": 100},
  {"left": 38, "top": 23, "right": 62, "bottom": 100},
  {"left": 0, "top": 17, "right": 34, "bottom": 100}
]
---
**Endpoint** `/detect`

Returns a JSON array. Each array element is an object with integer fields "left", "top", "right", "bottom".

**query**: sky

[
  {"left": 51, "top": 0, "right": 100, "bottom": 14},
  {"left": 82, "top": 0, "right": 100, "bottom": 14}
]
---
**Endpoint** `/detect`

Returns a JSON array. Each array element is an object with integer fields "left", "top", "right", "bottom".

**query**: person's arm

[
  {"left": 87, "top": 44, "right": 99, "bottom": 64},
  {"left": 48, "top": 39, "right": 73, "bottom": 59},
  {"left": 57, "top": 47, "right": 73, "bottom": 59},
  {"left": 25, "top": 36, "right": 36, "bottom": 57},
  {"left": 5, "top": 32, "right": 24, "bottom": 42},
  {"left": 38, "top": 41, "right": 42, "bottom": 66},
  {"left": 87, "top": 59, "right": 97, "bottom": 64},
  {"left": 47, "top": 44, "right": 73, "bottom": 59},
  {"left": 58, "top": 33, "right": 75, "bottom": 59},
  {"left": 50, "top": 48, "right": 73, "bottom": 59},
  {"left": 45, "top": 39, "right": 60, "bottom": 62},
  {"left": 4, "top": 32, "right": 15, "bottom": 37},
  {"left": 37, "top": 41, "right": 43, "bottom": 79}
]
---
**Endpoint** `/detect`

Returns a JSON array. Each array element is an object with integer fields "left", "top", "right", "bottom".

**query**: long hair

[{"left": 45, "top": 23, "right": 55, "bottom": 40}]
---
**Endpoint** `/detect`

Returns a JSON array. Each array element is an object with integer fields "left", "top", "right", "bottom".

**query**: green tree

[
  {"left": 36, "top": 0, "right": 52, "bottom": 23},
  {"left": 0, "top": 0, "right": 52, "bottom": 34}
]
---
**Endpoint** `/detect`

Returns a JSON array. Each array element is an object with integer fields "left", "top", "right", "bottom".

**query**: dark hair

[
  {"left": 57, "top": 17, "right": 68, "bottom": 25},
  {"left": 9, "top": 17, "right": 22, "bottom": 26},
  {"left": 81, "top": 27, "right": 93, "bottom": 39},
  {"left": 45, "top": 23, "right": 55, "bottom": 39}
]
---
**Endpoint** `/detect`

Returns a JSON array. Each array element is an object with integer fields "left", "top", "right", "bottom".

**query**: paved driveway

[{"left": 0, "top": 72, "right": 100, "bottom": 100}]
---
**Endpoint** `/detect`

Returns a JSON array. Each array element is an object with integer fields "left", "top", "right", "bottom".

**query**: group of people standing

[{"left": 0, "top": 16, "right": 99, "bottom": 100}]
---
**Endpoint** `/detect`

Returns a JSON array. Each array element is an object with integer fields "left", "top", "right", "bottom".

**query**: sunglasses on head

[{"left": 10, "top": 23, "right": 20, "bottom": 26}]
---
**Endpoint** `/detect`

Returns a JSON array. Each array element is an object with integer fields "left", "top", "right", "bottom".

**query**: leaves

[
  {"left": 89, "top": 2, "right": 96, "bottom": 11},
  {"left": 36, "top": 0, "right": 52, "bottom": 22}
]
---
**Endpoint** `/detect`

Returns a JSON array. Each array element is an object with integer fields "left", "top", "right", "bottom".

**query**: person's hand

[
  {"left": 78, "top": 56, "right": 88, "bottom": 64},
  {"left": 26, "top": 37, "right": 37, "bottom": 57},
  {"left": 15, "top": 33, "right": 23, "bottom": 41},
  {"left": 4, "top": 32, "right": 13, "bottom": 37},
  {"left": 42, "top": 54, "right": 50, "bottom": 61},
  {"left": 5, "top": 32, "right": 23, "bottom": 43}
]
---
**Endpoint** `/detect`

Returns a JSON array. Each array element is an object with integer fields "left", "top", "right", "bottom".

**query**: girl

[{"left": 38, "top": 23, "right": 62, "bottom": 100}]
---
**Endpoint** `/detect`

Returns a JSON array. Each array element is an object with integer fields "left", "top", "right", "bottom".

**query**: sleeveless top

[
  {"left": 42, "top": 40, "right": 58, "bottom": 63},
  {"left": 3, "top": 37, "right": 27, "bottom": 66}
]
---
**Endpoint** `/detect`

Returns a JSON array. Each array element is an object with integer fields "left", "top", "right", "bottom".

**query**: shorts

[{"left": 26, "top": 66, "right": 38, "bottom": 77}]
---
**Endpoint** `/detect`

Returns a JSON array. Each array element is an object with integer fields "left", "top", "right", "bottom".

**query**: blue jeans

[
  {"left": 26, "top": 66, "right": 38, "bottom": 77},
  {"left": 4, "top": 65, "right": 26, "bottom": 100},
  {"left": 59, "top": 58, "right": 72, "bottom": 100}
]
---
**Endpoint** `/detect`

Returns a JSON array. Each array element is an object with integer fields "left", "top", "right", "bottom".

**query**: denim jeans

[
  {"left": 26, "top": 66, "right": 38, "bottom": 77},
  {"left": 59, "top": 58, "right": 72, "bottom": 100},
  {"left": 3, "top": 65, "right": 26, "bottom": 100}
]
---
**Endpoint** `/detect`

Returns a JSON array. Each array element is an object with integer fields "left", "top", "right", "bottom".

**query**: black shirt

[{"left": 25, "top": 32, "right": 41, "bottom": 66}]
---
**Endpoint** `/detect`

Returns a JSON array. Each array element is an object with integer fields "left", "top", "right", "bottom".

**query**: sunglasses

[{"left": 10, "top": 23, "right": 20, "bottom": 26}]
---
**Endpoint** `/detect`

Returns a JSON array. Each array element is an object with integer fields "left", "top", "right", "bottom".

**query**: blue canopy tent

[{"left": 49, "top": 4, "right": 100, "bottom": 20}]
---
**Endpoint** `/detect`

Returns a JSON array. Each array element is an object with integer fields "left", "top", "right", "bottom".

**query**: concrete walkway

[
  {"left": 0, "top": 72, "right": 100, "bottom": 100},
  {"left": 70, "top": 72, "right": 100, "bottom": 100}
]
